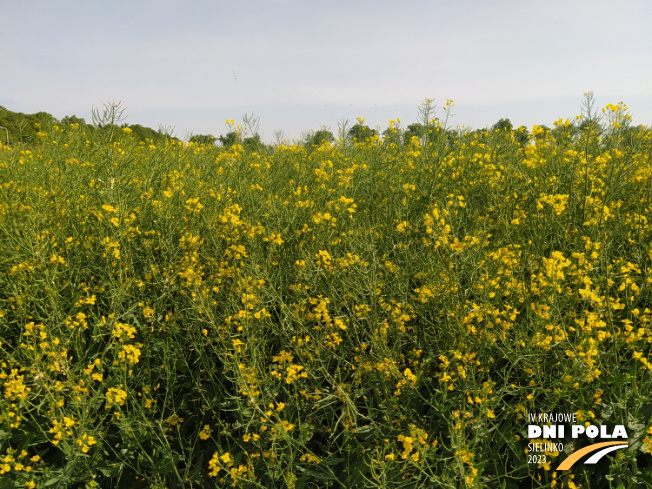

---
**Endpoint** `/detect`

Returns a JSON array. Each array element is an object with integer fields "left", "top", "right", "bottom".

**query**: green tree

[
  {"left": 0, "top": 105, "right": 58, "bottom": 144},
  {"left": 189, "top": 134, "right": 215, "bottom": 145},
  {"left": 491, "top": 118, "right": 513, "bottom": 132},
  {"left": 347, "top": 123, "right": 377, "bottom": 142},
  {"left": 534, "top": 124, "right": 551, "bottom": 141},
  {"left": 514, "top": 125, "right": 530, "bottom": 146},
  {"left": 305, "top": 129, "right": 335, "bottom": 148},
  {"left": 61, "top": 115, "right": 86, "bottom": 126},
  {"left": 382, "top": 125, "right": 402, "bottom": 147},
  {"left": 128, "top": 124, "right": 175, "bottom": 144},
  {"left": 243, "top": 134, "right": 265, "bottom": 152},
  {"left": 403, "top": 123, "right": 425, "bottom": 145},
  {"left": 219, "top": 131, "right": 241, "bottom": 148},
  {"left": 34, "top": 111, "right": 57, "bottom": 127}
]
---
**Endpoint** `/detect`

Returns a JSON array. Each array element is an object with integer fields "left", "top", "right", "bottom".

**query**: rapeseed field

[{"left": 1, "top": 100, "right": 651, "bottom": 488}]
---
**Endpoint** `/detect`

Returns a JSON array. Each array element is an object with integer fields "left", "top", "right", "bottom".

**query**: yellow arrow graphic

[{"left": 557, "top": 441, "right": 628, "bottom": 470}]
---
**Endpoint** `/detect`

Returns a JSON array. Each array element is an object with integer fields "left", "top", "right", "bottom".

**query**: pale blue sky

[{"left": 2, "top": 0, "right": 651, "bottom": 141}]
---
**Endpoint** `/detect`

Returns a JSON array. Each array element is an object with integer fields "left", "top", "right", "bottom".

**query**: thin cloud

[{"left": 1, "top": 0, "right": 650, "bottom": 140}]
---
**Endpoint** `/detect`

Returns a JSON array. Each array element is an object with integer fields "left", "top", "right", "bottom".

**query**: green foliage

[
  {"left": 403, "top": 122, "right": 425, "bottom": 144},
  {"left": 0, "top": 101, "right": 651, "bottom": 488},
  {"left": 515, "top": 125, "right": 531, "bottom": 146},
  {"left": 243, "top": 134, "right": 266, "bottom": 152},
  {"left": 492, "top": 118, "right": 513, "bottom": 132},
  {"left": 61, "top": 114, "right": 87, "bottom": 126},
  {"left": 0, "top": 105, "right": 175, "bottom": 146},
  {"left": 304, "top": 128, "right": 335, "bottom": 148},
  {"left": 0, "top": 105, "right": 56, "bottom": 144},
  {"left": 381, "top": 123, "right": 402, "bottom": 147},
  {"left": 347, "top": 122, "right": 377, "bottom": 142},
  {"left": 126, "top": 124, "right": 177, "bottom": 144},
  {"left": 189, "top": 134, "right": 216, "bottom": 145},
  {"left": 218, "top": 131, "right": 241, "bottom": 148}
]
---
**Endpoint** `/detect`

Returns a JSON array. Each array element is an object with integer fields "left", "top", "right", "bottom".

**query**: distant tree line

[
  {"left": 0, "top": 106, "right": 59, "bottom": 145},
  {"left": 0, "top": 105, "right": 177, "bottom": 146},
  {"left": 2, "top": 103, "right": 647, "bottom": 151}
]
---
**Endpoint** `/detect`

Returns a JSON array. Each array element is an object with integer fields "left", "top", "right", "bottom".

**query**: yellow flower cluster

[{"left": 1, "top": 102, "right": 651, "bottom": 487}]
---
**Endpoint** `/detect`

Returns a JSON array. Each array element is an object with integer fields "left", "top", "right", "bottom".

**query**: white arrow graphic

[{"left": 584, "top": 444, "right": 628, "bottom": 464}]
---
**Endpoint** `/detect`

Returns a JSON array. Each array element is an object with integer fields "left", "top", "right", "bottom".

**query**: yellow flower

[
  {"left": 285, "top": 364, "right": 308, "bottom": 384},
  {"left": 199, "top": 425, "right": 212, "bottom": 440},
  {"left": 243, "top": 432, "right": 260, "bottom": 442},
  {"left": 118, "top": 344, "right": 141, "bottom": 364},
  {"left": 300, "top": 453, "right": 321, "bottom": 464},
  {"left": 106, "top": 387, "right": 128, "bottom": 407}
]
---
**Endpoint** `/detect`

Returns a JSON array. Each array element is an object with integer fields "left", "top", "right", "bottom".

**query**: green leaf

[
  {"left": 0, "top": 477, "right": 15, "bottom": 489},
  {"left": 297, "top": 466, "right": 333, "bottom": 481},
  {"left": 44, "top": 476, "right": 62, "bottom": 487},
  {"left": 324, "top": 456, "right": 345, "bottom": 466}
]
